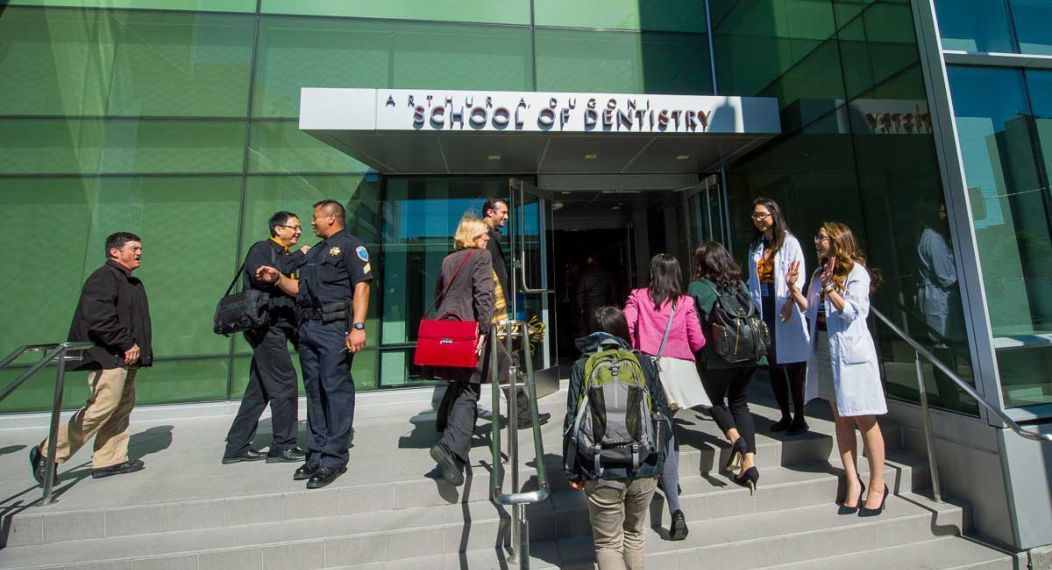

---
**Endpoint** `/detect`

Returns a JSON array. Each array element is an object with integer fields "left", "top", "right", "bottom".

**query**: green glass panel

[
  {"left": 253, "top": 17, "right": 532, "bottom": 118},
  {"left": 1012, "top": 0, "right": 1052, "bottom": 56},
  {"left": 249, "top": 121, "right": 370, "bottom": 174},
  {"left": 0, "top": 8, "right": 253, "bottom": 117},
  {"left": 534, "top": 0, "right": 706, "bottom": 33},
  {"left": 0, "top": 119, "right": 246, "bottom": 175},
  {"left": 934, "top": 0, "right": 1015, "bottom": 52},
  {"left": 713, "top": 0, "right": 840, "bottom": 99},
  {"left": 136, "top": 358, "right": 230, "bottom": 405},
  {"left": 4, "top": 0, "right": 256, "bottom": 12},
  {"left": 535, "top": 28, "right": 711, "bottom": 94},
  {"left": 260, "top": 0, "right": 530, "bottom": 25},
  {"left": 836, "top": 2, "right": 926, "bottom": 101}
]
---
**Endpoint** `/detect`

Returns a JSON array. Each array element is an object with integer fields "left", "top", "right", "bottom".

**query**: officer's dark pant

[
  {"left": 298, "top": 319, "right": 355, "bottom": 469},
  {"left": 225, "top": 323, "right": 299, "bottom": 457},
  {"left": 437, "top": 381, "right": 479, "bottom": 464}
]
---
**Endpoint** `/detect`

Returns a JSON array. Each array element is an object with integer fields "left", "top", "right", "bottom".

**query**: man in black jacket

[
  {"left": 31, "top": 232, "right": 152, "bottom": 485},
  {"left": 481, "top": 197, "right": 549, "bottom": 428},
  {"left": 222, "top": 211, "right": 308, "bottom": 465}
]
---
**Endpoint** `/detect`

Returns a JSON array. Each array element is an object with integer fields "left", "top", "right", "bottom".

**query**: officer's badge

[
  {"left": 356, "top": 246, "right": 369, "bottom": 261},
  {"left": 363, "top": 262, "right": 372, "bottom": 274},
  {"left": 329, "top": 247, "right": 341, "bottom": 256}
]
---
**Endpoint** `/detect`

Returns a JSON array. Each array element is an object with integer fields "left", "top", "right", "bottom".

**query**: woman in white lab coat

[
  {"left": 785, "top": 221, "right": 888, "bottom": 517},
  {"left": 746, "top": 197, "right": 811, "bottom": 434}
]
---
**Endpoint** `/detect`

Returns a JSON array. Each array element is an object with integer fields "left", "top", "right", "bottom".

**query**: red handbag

[{"left": 413, "top": 251, "right": 481, "bottom": 369}]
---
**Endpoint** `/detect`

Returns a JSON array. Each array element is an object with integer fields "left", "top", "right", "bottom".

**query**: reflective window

[
  {"left": 253, "top": 17, "right": 533, "bottom": 118},
  {"left": 948, "top": 66, "right": 1052, "bottom": 408},
  {"left": 535, "top": 28, "right": 712, "bottom": 94},
  {"left": 535, "top": 0, "right": 706, "bottom": 33},
  {"left": 934, "top": 0, "right": 1015, "bottom": 52},
  {"left": 5, "top": 0, "right": 255, "bottom": 11},
  {"left": 261, "top": 0, "right": 530, "bottom": 25},
  {"left": 0, "top": 8, "right": 254, "bottom": 117},
  {"left": 1010, "top": 0, "right": 1052, "bottom": 55}
]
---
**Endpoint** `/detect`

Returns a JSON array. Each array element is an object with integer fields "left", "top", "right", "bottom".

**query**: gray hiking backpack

[{"left": 564, "top": 347, "right": 668, "bottom": 478}]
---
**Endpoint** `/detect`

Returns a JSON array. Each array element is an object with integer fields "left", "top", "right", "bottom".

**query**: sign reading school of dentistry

[{"left": 299, "top": 88, "right": 781, "bottom": 136}]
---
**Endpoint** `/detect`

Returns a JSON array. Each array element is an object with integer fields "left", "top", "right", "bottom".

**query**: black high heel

[
  {"left": 669, "top": 510, "right": 689, "bottom": 541},
  {"left": 734, "top": 466, "right": 759, "bottom": 495},
  {"left": 838, "top": 476, "right": 865, "bottom": 515},
  {"left": 725, "top": 438, "right": 747, "bottom": 471},
  {"left": 859, "top": 484, "right": 889, "bottom": 517}
]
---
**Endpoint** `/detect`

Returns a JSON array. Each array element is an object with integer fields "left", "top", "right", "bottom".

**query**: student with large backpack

[
  {"left": 688, "top": 242, "right": 769, "bottom": 492},
  {"left": 564, "top": 306, "right": 672, "bottom": 570}
]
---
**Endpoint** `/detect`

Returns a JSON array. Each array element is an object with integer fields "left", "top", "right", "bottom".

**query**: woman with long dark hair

[
  {"left": 688, "top": 241, "right": 764, "bottom": 492},
  {"left": 747, "top": 197, "right": 810, "bottom": 434},
  {"left": 623, "top": 253, "right": 705, "bottom": 541},
  {"left": 785, "top": 222, "right": 888, "bottom": 516}
]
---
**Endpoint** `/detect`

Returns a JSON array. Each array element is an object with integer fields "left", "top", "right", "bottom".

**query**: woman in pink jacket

[{"left": 624, "top": 253, "right": 705, "bottom": 541}]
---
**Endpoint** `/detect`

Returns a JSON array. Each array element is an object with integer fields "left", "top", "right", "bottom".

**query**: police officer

[
  {"left": 222, "top": 211, "right": 307, "bottom": 465},
  {"left": 257, "top": 200, "right": 372, "bottom": 489}
]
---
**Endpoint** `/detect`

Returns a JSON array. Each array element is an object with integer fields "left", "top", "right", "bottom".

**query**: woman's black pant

[
  {"left": 762, "top": 291, "right": 806, "bottom": 421},
  {"left": 436, "top": 380, "right": 480, "bottom": 464},
  {"left": 701, "top": 366, "right": 758, "bottom": 453}
]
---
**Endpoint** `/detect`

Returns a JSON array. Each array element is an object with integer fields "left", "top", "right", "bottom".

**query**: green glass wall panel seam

[
  {"left": 259, "top": 0, "right": 530, "bottom": 25},
  {"left": 533, "top": 0, "right": 707, "bottom": 33},
  {"left": 2, "top": 0, "right": 257, "bottom": 13}
]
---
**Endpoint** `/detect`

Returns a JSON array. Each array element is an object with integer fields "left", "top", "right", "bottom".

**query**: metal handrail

[
  {"left": 489, "top": 321, "right": 550, "bottom": 569},
  {"left": 0, "top": 341, "right": 94, "bottom": 505},
  {"left": 870, "top": 307, "right": 1051, "bottom": 503}
]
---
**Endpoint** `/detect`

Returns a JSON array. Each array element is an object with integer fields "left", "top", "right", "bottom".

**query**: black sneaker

[
  {"left": 669, "top": 509, "right": 689, "bottom": 541},
  {"left": 92, "top": 459, "right": 145, "bottom": 479},
  {"left": 516, "top": 412, "right": 551, "bottom": 429},
  {"left": 430, "top": 443, "right": 464, "bottom": 486},
  {"left": 266, "top": 447, "right": 306, "bottom": 463},
  {"left": 29, "top": 445, "right": 59, "bottom": 487}
]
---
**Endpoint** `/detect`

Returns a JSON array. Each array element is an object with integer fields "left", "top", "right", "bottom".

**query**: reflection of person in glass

[{"left": 916, "top": 203, "right": 959, "bottom": 344}]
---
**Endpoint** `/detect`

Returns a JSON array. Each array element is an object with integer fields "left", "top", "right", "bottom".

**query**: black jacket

[
  {"left": 68, "top": 261, "right": 153, "bottom": 370},
  {"left": 485, "top": 227, "right": 509, "bottom": 296},
  {"left": 432, "top": 248, "right": 494, "bottom": 384},
  {"left": 241, "top": 239, "right": 304, "bottom": 325}
]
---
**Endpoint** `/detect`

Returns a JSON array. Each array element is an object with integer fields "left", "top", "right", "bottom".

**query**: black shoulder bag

[{"left": 213, "top": 247, "right": 276, "bottom": 336}]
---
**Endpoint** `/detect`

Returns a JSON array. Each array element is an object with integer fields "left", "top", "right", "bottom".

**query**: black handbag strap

[
  {"left": 424, "top": 249, "right": 477, "bottom": 317},
  {"left": 656, "top": 298, "right": 679, "bottom": 359},
  {"left": 224, "top": 244, "right": 277, "bottom": 296}
]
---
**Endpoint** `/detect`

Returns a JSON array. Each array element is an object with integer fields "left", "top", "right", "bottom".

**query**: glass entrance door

[{"left": 507, "top": 178, "right": 559, "bottom": 394}]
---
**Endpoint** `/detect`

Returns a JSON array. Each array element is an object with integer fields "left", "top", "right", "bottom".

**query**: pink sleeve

[
  {"left": 683, "top": 296, "right": 706, "bottom": 352},
  {"left": 623, "top": 290, "right": 640, "bottom": 348}
]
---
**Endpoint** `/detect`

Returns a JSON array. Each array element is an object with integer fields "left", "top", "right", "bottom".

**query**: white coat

[
  {"left": 803, "top": 262, "right": 887, "bottom": 417},
  {"left": 747, "top": 233, "right": 810, "bottom": 364}
]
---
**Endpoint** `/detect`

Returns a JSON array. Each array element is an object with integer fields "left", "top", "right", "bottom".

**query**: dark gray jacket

[{"left": 432, "top": 248, "right": 495, "bottom": 383}]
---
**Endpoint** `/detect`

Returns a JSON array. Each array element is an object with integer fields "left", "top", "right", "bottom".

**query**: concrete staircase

[{"left": 0, "top": 386, "right": 1015, "bottom": 569}]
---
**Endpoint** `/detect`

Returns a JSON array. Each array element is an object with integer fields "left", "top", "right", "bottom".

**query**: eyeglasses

[
  {"left": 814, "top": 235, "right": 831, "bottom": 243},
  {"left": 751, "top": 213, "right": 772, "bottom": 221},
  {"left": 278, "top": 225, "right": 302, "bottom": 231}
]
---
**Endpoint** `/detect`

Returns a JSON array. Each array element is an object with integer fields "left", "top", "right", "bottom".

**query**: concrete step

[
  {"left": 6, "top": 401, "right": 906, "bottom": 547},
  {"left": 757, "top": 536, "right": 1014, "bottom": 570},
  {"left": 0, "top": 491, "right": 971, "bottom": 569}
]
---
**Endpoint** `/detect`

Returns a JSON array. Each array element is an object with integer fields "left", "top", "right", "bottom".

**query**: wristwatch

[{"left": 351, "top": 322, "right": 366, "bottom": 331}]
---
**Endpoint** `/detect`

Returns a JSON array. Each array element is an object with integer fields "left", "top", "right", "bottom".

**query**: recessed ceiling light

[
  {"left": 487, "top": 154, "right": 501, "bottom": 160},
  {"left": 611, "top": 205, "right": 622, "bottom": 210},
  {"left": 584, "top": 153, "right": 599, "bottom": 160},
  {"left": 561, "top": 191, "right": 571, "bottom": 195},
  {"left": 676, "top": 154, "right": 690, "bottom": 160}
]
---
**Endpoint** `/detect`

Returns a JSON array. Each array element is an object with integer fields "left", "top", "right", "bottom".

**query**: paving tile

[
  {"left": 324, "top": 535, "right": 385, "bottom": 566},
  {"left": 5, "top": 514, "right": 43, "bottom": 547},
  {"left": 198, "top": 547, "right": 261, "bottom": 570},
  {"left": 223, "top": 496, "right": 283, "bottom": 526},
  {"left": 164, "top": 502, "right": 218, "bottom": 532},
  {"left": 42, "top": 510, "right": 105, "bottom": 543}
]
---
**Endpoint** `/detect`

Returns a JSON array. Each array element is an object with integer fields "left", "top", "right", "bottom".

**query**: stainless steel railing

[
  {"left": 0, "top": 342, "right": 95, "bottom": 504},
  {"left": 870, "top": 307, "right": 1051, "bottom": 503},
  {"left": 488, "top": 321, "right": 550, "bottom": 569}
]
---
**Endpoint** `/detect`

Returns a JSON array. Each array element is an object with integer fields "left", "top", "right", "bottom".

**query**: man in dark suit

[
  {"left": 222, "top": 211, "right": 308, "bottom": 465},
  {"left": 481, "top": 197, "right": 550, "bottom": 428},
  {"left": 30, "top": 232, "right": 152, "bottom": 485}
]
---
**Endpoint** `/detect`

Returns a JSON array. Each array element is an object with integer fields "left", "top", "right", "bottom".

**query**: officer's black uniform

[
  {"left": 224, "top": 239, "right": 304, "bottom": 460},
  {"left": 296, "top": 229, "right": 372, "bottom": 470}
]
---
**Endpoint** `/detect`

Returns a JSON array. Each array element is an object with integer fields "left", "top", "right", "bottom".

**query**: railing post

[
  {"left": 42, "top": 345, "right": 68, "bottom": 505},
  {"left": 506, "top": 324, "right": 521, "bottom": 566},
  {"left": 914, "top": 351, "right": 943, "bottom": 503},
  {"left": 516, "top": 328, "right": 534, "bottom": 570}
]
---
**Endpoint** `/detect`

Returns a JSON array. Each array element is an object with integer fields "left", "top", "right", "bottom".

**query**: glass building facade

[{"left": 0, "top": 0, "right": 1041, "bottom": 426}]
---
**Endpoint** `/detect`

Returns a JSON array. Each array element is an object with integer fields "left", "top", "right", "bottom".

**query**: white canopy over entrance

[{"left": 299, "top": 88, "right": 781, "bottom": 175}]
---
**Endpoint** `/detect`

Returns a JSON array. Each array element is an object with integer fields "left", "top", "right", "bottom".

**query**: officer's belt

[{"left": 297, "top": 301, "right": 350, "bottom": 323}]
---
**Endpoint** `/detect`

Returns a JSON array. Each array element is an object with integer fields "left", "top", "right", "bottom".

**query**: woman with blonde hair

[
  {"left": 785, "top": 221, "right": 888, "bottom": 516},
  {"left": 429, "top": 216, "right": 494, "bottom": 486}
]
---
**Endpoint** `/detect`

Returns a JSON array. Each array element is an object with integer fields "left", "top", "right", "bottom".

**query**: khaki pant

[
  {"left": 584, "top": 477, "right": 659, "bottom": 570},
  {"left": 40, "top": 367, "right": 137, "bottom": 469}
]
